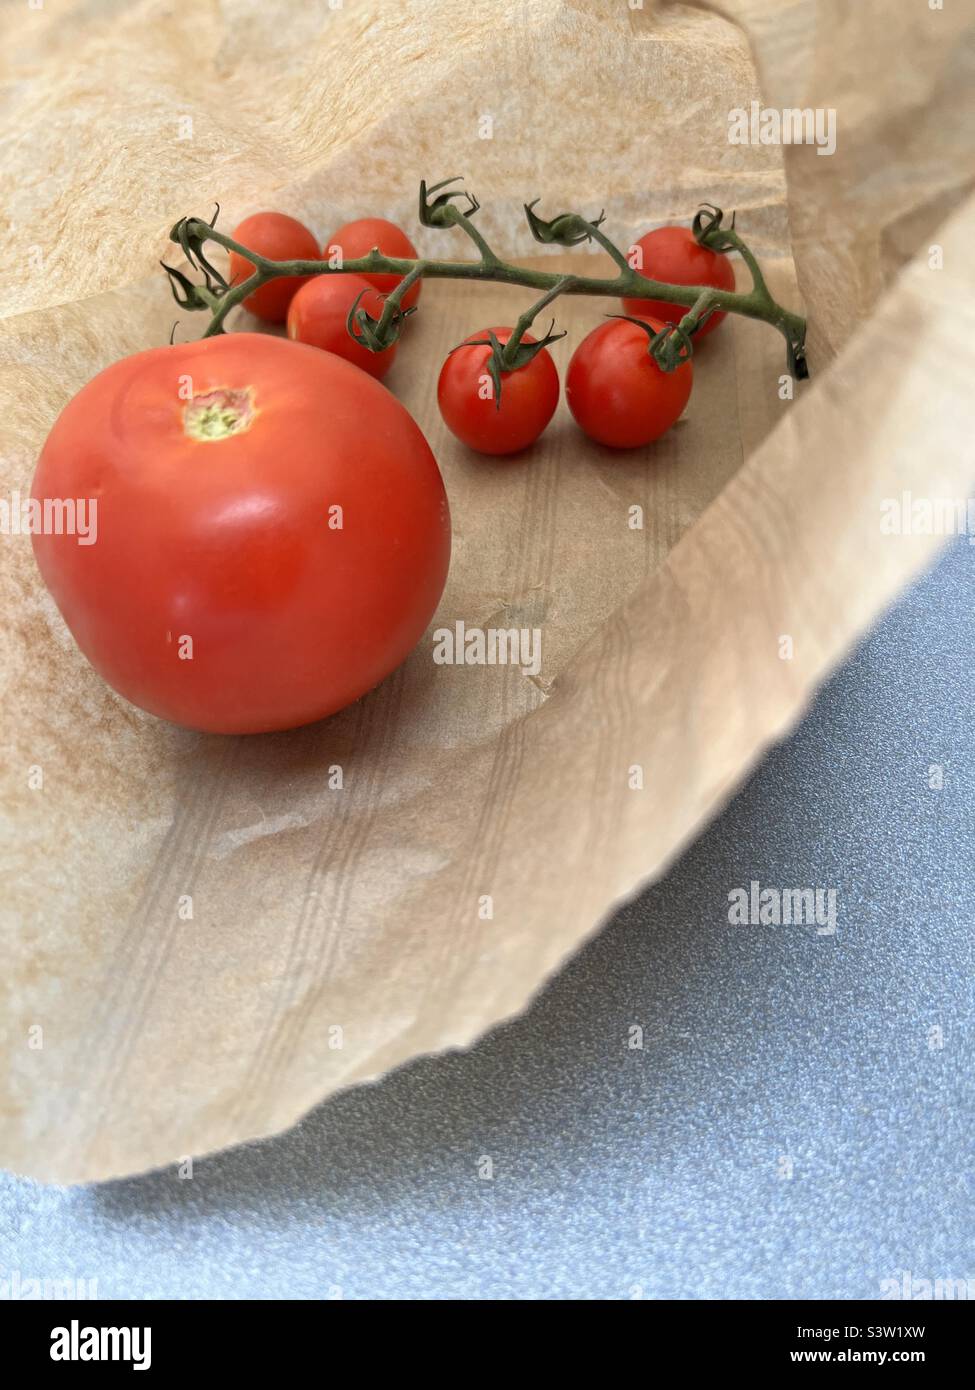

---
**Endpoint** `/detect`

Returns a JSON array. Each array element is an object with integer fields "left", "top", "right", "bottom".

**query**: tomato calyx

[
  {"left": 346, "top": 289, "right": 415, "bottom": 352},
  {"left": 523, "top": 199, "right": 606, "bottom": 248},
  {"left": 168, "top": 206, "right": 229, "bottom": 295},
  {"left": 419, "top": 176, "right": 481, "bottom": 229},
  {"left": 450, "top": 324, "right": 565, "bottom": 410},
  {"left": 692, "top": 203, "right": 739, "bottom": 254},
  {"left": 161, "top": 261, "right": 210, "bottom": 312},
  {"left": 605, "top": 314, "right": 693, "bottom": 374}
]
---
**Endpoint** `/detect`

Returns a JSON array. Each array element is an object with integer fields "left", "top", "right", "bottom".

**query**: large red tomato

[
  {"left": 228, "top": 211, "right": 321, "bottom": 323},
  {"left": 324, "top": 217, "right": 422, "bottom": 311},
  {"left": 622, "top": 226, "right": 735, "bottom": 338},
  {"left": 31, "top": 334, "right": 450, "bottom": 734}
]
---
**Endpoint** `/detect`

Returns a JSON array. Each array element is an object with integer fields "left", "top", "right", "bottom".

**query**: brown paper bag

[{"left": 2, "top": 0, "right": 973, "bottom": 1182}]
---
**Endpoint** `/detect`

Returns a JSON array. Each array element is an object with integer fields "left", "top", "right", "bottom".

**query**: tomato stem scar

[{"left": 183, "top": 387, "right": 255, "bottom": 442}]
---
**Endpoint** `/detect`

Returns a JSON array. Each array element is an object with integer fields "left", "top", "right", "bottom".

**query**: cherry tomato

[
  {"left": 324, "top": 217, "right": 422, "bottom": 311},
  {"left": 228, "top": 211, "right": 321, "bottom": 323},
  {"left": 622, "top": 226, "right": 735, "bottom": 338},
  {"left": 287, "top": 274, "right": 398, "bottom": 380},
  {"left": 437, "top": 328, "right": 560, "bottom": 456},
  {"left": 31, "top": 334, "right": 450, "bottom": 734},
  {"left": 565, "top": 316, "right": 693, "bottom": 449}
]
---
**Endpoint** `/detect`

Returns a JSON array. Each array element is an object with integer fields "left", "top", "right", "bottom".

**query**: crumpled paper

[{"left": 1, "top": 0, "right": 973, "bottom": 1182}]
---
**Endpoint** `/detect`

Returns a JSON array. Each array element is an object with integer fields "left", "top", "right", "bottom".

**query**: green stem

[
  {"left": 677, "top": 288, "right": 719, "bottom": 338},
  {"left": 500, "top": 276, "right": 577, "bottom": 369},
  {"left": 585, "top": 222, "right": 632, "bottom": 275},
  {"left": 444, "top": 204, "right": 499, "bottom": 266},
  {"left": 721, "top": 227, "right": 771, "bottom": 300},
  {"left": 171, "top": 217, "right": 806, "bottom": 370},
  {"left": 373, "top": 261, "right": 426, "bottom": 338}
]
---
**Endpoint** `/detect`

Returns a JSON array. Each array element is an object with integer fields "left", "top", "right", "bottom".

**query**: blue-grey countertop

[{"left": 2, "top": 539, "right": 972, "bottom": 1300}]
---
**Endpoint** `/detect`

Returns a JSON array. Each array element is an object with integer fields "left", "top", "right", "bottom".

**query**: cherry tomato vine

[{"left": 163, "top": 177, "right": 808, "bottom": 388}]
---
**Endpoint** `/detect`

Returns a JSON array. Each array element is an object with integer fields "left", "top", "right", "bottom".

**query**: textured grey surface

[{"left": 1, "top": 540, "right": 973, "bottom": 1300}]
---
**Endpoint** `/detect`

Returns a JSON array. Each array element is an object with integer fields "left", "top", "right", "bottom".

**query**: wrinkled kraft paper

[{"left": 1, "top": 0, "right": 973, "bottom": 1182}]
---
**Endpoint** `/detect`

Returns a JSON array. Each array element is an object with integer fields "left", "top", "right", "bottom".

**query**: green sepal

[
  {"left": 419, "top": 177, "right": 480, "bottom": 229},
  {"left": 169, "top": 206, "right": 228, "bottom": 293},
  {"left": 605, "top": 313, "right": 694, "bottom": 374},
  {"left": 524, "top": 199, "right": 606, "bottom": 247},
  {"left": 448, "top": 323, "right": 565, "bottom": 410},
  {"left": 160, "top": 261, "right": 209, "bottom": 311},
  {"left": 346, "top": 289, "right": 415, "bottom": 352},
  {"left": 692, "top": 203, "right": 738, "bottom": 254},
  {"left": 499, "top": 319, "right": 566, "bottom": 373}
]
